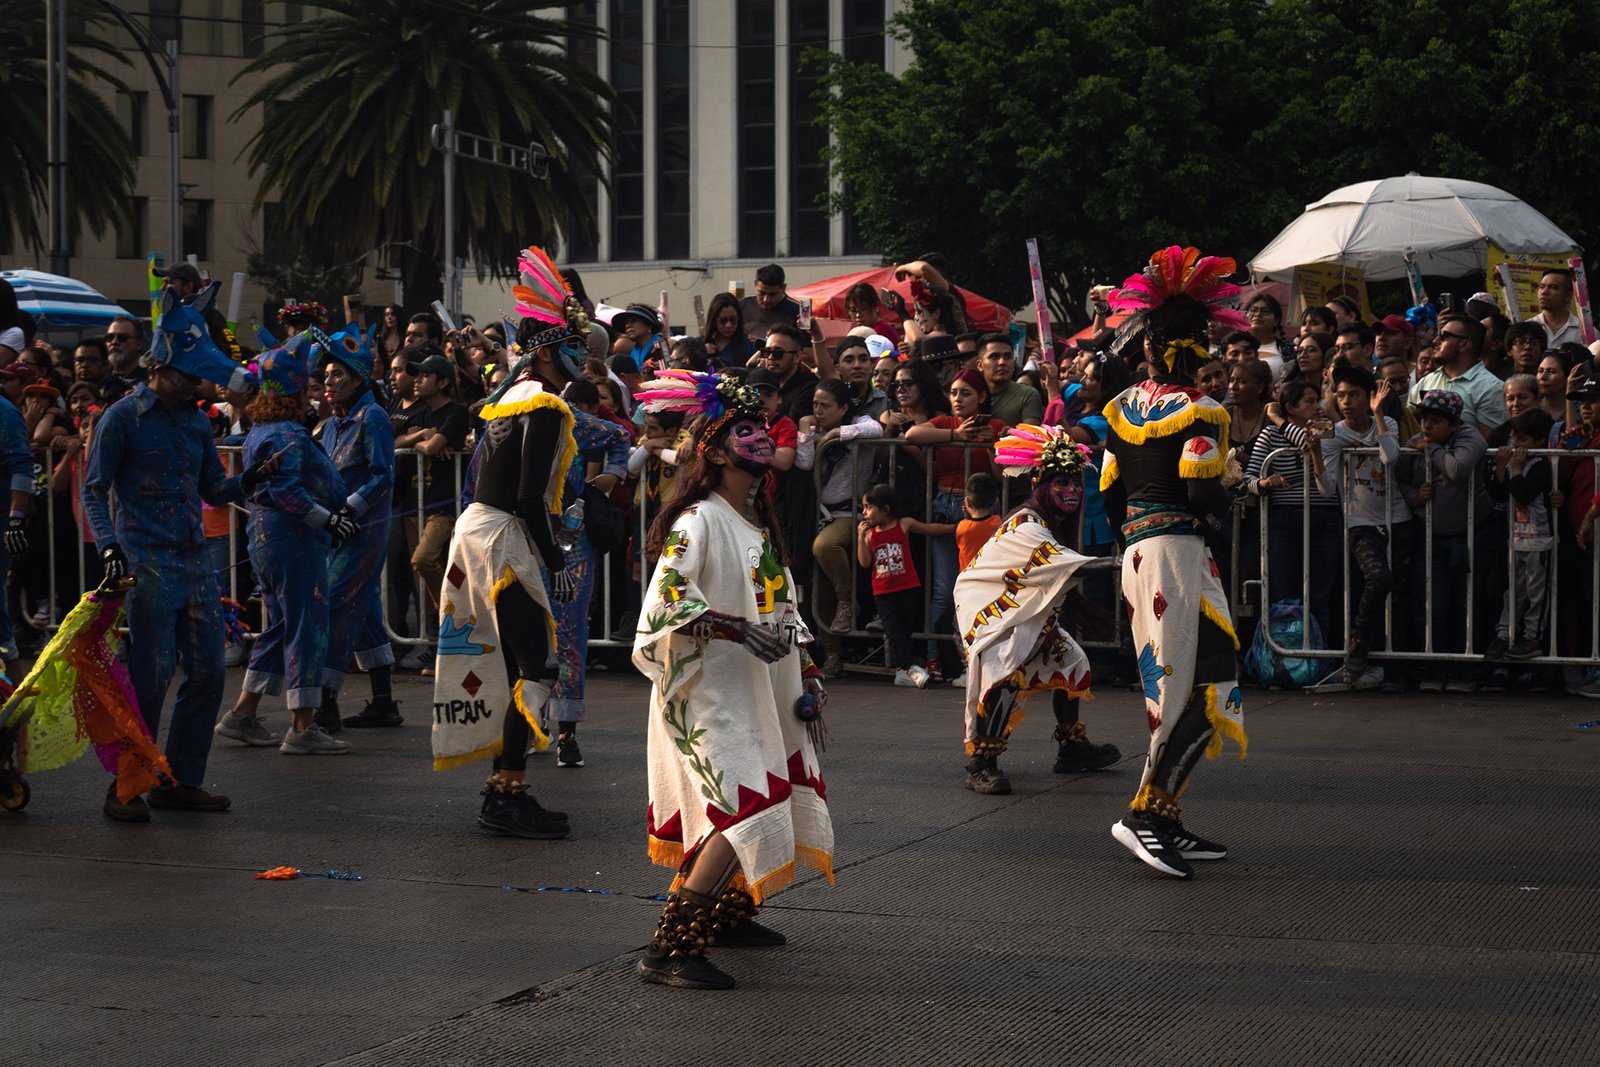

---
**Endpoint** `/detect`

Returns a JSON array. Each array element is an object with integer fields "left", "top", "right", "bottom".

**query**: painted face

[
  {"left": 724, "top": 416, "right": 774, "bottom": 473},
  {"left": 324, "top": 361, "right": 361, "bottom": 409},
  {"left": 556, "top": 336, "right": 587, "bottom": 380},
  {"left": 1042, "top": 473, "right": 1083, "bottom": 515}
]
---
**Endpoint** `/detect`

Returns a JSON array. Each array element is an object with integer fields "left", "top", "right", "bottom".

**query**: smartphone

[
  {"left": 343, "top": 292, "right": 366, "bottom": 329},
  {"left": 1439, "top": 292, "right": 1454, "bottom": 311},
  {"left": 797, "top": 297, "right": 813, "bottom": 331}
]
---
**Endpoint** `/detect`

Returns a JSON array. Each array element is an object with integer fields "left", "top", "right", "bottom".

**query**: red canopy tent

[{"left": 789, "top": 266, "right": 1010, "bottom": 331}]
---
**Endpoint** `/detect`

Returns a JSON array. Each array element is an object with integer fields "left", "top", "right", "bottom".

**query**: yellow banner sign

[
  {"left": 1485, "top": 247, "right": 1580, "bottom": 322},
  {"left": 1294, "top": 264, "right": 1371, "bottom": 321}
]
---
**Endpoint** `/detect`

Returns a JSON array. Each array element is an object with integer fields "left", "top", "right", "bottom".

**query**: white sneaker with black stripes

[
  {"left": 1149, "top": 815, "right": 1227, "bottom": 861},
  {"left": 1112, "top": 814, "right": 1193, "bottom": 879}
]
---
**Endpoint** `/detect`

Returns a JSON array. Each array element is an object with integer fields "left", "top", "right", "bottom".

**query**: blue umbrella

[{"left": 0, "top": 269, "right": 139, "bottom": 328}]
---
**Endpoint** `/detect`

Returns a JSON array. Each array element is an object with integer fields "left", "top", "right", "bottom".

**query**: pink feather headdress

[
  {"left": 511, "top": 245, "right": 588, "bottom": 348},
  {"left": 994, "top": 424, "right": 1092, "bottom": 479},
  {"left": 635, "top": 370, "right": 765, "bottom": 452},
  {"left": 1109, "top": 246, "right": 1249, "bottom": 331}
]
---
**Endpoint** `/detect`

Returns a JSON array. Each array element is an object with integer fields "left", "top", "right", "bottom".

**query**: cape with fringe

[
  {"left": 952, "top": 509, "right": 1095, "bottom": 753},
  {"left": 633, "top": 493, "right": 834, "bottom": 904}
]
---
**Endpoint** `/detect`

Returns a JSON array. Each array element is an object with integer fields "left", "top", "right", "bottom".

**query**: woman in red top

[
  {"left": 856, "top": 483, "right": 954, "bottom": 687},
  {"left": 903, "top": 369, "right": 1005, "bottom": 679}
]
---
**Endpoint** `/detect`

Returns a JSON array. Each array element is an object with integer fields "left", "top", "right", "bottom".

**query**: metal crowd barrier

[{"left": 1250, "top": 443, "right": 1600, "bottom": 669}]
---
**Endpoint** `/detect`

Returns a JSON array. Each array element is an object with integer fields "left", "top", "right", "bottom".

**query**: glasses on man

[
  {"left": 1439, "top": 331, "right": 1472, "bottom": 344},
  {"left": 762, "top": 346, "right": 800, "bottom": 358}
]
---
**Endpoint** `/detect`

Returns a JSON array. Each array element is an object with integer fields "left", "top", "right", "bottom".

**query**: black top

[
  {"left": 741, "top": 294, "right": 801, "bottom": 341},
  {"left": 404, "top": 400, "right": 471, "bottom": 514},
  {"left": 473, "top": 407, "right": 565, "bottom": 568},
  {"left": 777, "top": 364, "right": 818, "bottom": 422}
]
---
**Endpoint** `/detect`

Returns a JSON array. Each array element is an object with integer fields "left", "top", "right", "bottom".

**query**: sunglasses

[{"left": 762, "top": 346, "right": 800, "bottom": 358}]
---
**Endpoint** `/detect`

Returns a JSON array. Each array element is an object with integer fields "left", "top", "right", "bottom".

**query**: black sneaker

[
  {"left": 1111, "top": 814, "right": 1193, "bottom": 879},
  {"left": 964, "top": 757, "right": 1011, "bottom": 795},
  {"left": 1345, "top": 638, "right": 1370, "bottom": 678},
  {"left": 1148, "top": 813, "right": 1227, "bottom": 860},
  {"left": 147, "top": 784, "right": 231, "bottom": 812},
  {"left": 1483, "top": 636, "right": 1510, "bottom": 661},
  {"left": 314, "top": 700, "right": 343, "bottom": 735},
  {"left": 636, "top": 948, "right": 736, "bottom": 990},
  {"left": 343, "top": 697, "right": 404, "bottom": 728},
  {"left": 478, "top": 788, "right": 569, "bottom": 839},
  {"left": 1053, "top": 739, "right": 1121, "bottom": 773},
  {"left": 103, "top": 781, "right": 150, "bottom": 823},
  {"left": 556, "top": 733, "right": 584, "bottom": 768}
]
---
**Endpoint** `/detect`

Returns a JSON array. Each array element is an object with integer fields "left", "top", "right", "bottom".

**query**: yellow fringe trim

[
  {"left": 1178, "top": 453, "right": 1227, "bottom": 480},
  {"left": 965, "top": 682, "right": 1091, "bottom": 754},
  {"left": 1199, "top": 595, "right": 1239, "bottom": 650},
  {"left": 1103, "top": 393, "right": 1231, "bottom": 444},
  {"left": 654, "top": 846, "right": 836, "bottom": 905},
  {"left": 1098, "top": 452, "right": 1120, "bottom": 492},
  {"left": 511, "top": 679, "right": 552, "bottom": 753},
  {"left": 1130, "top": 783, "right": 1152, "bottom": 812},
  {"left": 433, "top": 738, "right": 503, "bottom": 772},
  {"left": 480, "top": 389, "right": 579, "bottom": 518},
  {"left": 648, "top": 835, "right": 684, "bottom": 870},
  {"left": 1202, "top": 682, "right": 1249, "bottom": 761}
]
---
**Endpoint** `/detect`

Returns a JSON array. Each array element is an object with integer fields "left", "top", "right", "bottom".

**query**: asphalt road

[{"left": 5, "top": 669, "right": 1598, "bottom": 1066}]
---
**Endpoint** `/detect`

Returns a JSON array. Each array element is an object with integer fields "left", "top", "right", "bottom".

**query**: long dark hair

[
  {"left": 893, "top": 357, "right": 951, "bottom": 417},
  {"left": 646, "top": 418, "right": 789, "bottom": 564},
  {"left": 703, "top": 292, "right": 743, "bottom": 346}
]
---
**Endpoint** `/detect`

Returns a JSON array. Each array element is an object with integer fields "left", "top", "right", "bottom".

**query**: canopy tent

[
  {"left": 789, "top": 266, "right": 1009, "bottom": 331},
  {"left": 1248, "top": 174, "right": 1580, "bottom": 282},
  {"left": 0, "top": 269, "right": 139, "bottom": 329}
]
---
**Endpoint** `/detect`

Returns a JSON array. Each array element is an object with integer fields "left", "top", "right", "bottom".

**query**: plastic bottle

[{"left": 556, "top": 499, "right": 585, "bottom": 553}]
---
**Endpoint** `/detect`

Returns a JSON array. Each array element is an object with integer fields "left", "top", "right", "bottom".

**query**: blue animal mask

[
  {"left": 152, "top": 283, "right": 258, "bottom": 393},
  {"left": 311, "top": 321, "right": 374, "bottom": 381}
]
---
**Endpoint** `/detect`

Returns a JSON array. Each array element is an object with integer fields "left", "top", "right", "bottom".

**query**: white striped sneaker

[
  {"left": 1112, "top": 814, "right": 1193, "bottom": 879},
  {"left": 1149, "top": 815, "right": 1228, "bottom": 860}
]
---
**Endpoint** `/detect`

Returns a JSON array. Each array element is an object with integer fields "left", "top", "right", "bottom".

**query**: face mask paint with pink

[{"left": 723, "top": 416, "right": 775, "bottom": 474}]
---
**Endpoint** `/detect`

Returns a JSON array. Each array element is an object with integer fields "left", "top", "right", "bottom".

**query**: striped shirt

[{"left": 1244, "top": 423, "right": 1338, "bottom": 509}]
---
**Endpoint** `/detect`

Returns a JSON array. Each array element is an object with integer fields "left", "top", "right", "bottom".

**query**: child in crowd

[
  {"left": 856, "top": 483, "right": 955, "bottom": 688},
  {"left": 956, "top": 472, "right": 1003, "bottom": 570},
  {"left": 1486, "top": 408, "right": 1555, "bottom": 661},
  {"left": 1317, "top": 365, "right": 1409, "bottom": 689},
  {"left": 1397, "top": 390, "right": 1487, "bottom": 693},
  {"left": 628, "top": 409, "right": 689, "bottom": 541}
]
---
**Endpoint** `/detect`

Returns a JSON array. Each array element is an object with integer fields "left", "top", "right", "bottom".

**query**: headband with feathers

[
  {"left": 1109, "top": 246, "right": 1249, "bottom": 372},
  {"left": 635, "top": 369, "right": 765, "bottom": 452},
  {"left": 994, "top": 423, "right": 1092, "bottom": 480},
  {"left": 512, "top": 245, "right": 589, "bottom": 349}
]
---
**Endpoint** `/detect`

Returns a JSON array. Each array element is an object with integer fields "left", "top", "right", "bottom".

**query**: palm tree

[
  {"left": 0, "top": 0, "right": 136, "bottom": 257},
  {"left": 235, "top": 0, "right": 615, "bottom": 307}
]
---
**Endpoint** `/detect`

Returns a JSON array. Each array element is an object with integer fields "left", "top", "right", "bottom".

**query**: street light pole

[{"left": 45, "top": 0, "right": 70, "bottom": 275}]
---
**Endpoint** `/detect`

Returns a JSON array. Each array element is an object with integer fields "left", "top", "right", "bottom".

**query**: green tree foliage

[
  {"left": 0, "top": 0, "right": 135, "bottom": 256},
  {"left": 819, "top": 0, "right": 1600, "bottom": 317},
  {"left": 234, "top": 0, "right": 615, "bottom": 307}
]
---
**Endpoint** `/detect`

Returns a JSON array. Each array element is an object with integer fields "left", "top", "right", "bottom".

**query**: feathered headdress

[
  {"left": 277, "top": 300, "right": 328, "bottom": 328},
  {"left": 994, "top": 424, "right": 1092, "bottom": 480},
  {"left": 512, "top": 245, "right": 589, "bottom": 350},
  {"left": 1109, "top": 246, "right": 1249, "bottom": 373},
  {"left": 635, "top": 369, "right": 765, "bottom": 452}
]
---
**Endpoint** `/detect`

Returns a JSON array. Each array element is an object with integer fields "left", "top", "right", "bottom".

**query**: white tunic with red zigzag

[{"left": 633, "top": 492, "right": 834, "bottom": 903}]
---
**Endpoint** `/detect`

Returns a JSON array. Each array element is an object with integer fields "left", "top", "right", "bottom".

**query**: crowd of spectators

[{"left": 3, "top": 256, "right": 1600, "bottom": 699}]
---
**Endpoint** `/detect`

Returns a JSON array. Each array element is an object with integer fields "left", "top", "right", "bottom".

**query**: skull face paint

[
  {"left": 724, "top": 416, "right": 775, "bottom": 474},
  {"left": 556, "top": 336, "right": 588, "bottom": 380},
  {"left": 1043, "top": 473, "right": 1083, "bottom": 515}
]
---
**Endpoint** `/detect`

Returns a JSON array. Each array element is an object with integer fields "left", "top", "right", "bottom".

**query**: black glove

[
  {"left": 4, "top": 514, "right": 27, "bottom": 556},
  {"left": 241, "top": 447, "right": 289, "bottom": 492},
  {"left": 99, "top": 543, "right": 130, "bottom": 592},
  {"left": 324, "top": 506, "right": 359, "bottom": 547}
]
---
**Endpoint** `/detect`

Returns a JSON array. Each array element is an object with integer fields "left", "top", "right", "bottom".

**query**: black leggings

[{"left": 493, "top": 582, "right": 557, "bottom": 773}]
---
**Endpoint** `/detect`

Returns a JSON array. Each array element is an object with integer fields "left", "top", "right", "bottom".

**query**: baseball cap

[
  {"left": 1371, "top": 314, "right": 1415, "bottom": 338},
  {"left": 1414, "top": 389, "right": 1463, "bottom": 421},
  {"left": 1566, "top": 376, "right": 1600, "bottom": 401},
  {"left": 746, "top": 368, "right": 782, "bottom": 392},
  {"left": 1464, "top": 292, "right": 1499, "bottom": 319},
  {"left": 406, "top": 353, "right": 455, "bottom": 379},
  {"left": 154, "top": 263, "right": 203, "bottom": 288}
]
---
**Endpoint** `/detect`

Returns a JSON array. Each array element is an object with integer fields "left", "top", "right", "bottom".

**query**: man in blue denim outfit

[
  {"left": 0, "top": 362, "right": 36, "bottom": 679},
  {"left": 83, "top": 285, "right": 270, "bottom": 822}
]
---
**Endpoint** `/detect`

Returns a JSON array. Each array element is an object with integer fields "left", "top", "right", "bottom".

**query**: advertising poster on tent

[
  {"left": 1485, "top": 247, "right": 1581, "bottom": 321},
  {"left": 1294, "top": 264, "right": 1371, "bottom": 321}
]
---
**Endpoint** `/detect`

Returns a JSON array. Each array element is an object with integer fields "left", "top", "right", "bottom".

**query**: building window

[
  {"left": 609, "top": 0, "right": 645, "bottom": 261},
  {"left": 182, "top": 95, "right": 212, "bottom": 159},
  {"left": 841, "top": 1, "right": 886, "bottom": 255},
  {"left": 149, "top": 0, "right": 180, "bottom": 42},
  {"left": 564, "top": 4, "right": 600, "bottom": 263},
  {"left": 115, "top": 198, "right": 149, "bottom": 260},
  {"left": 182, "top": 199, "right": 212, "bottom": 260},
  {"left": 737, "top": 1, "right": 776, "bottom": 258},
  {"left": 115, "top": 90, "right": 147, "bottom": 157},
  {"left": 789, "top": 0, "right": 831, "bottom": 256},
  {"left": 243, "top": 0, "right": 266, "bottom": 58},
  {"left": 655, "top": 0, "right": 690, "bottom": 259}
]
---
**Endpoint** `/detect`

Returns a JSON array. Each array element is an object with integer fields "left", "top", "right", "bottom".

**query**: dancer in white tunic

[
  {"left": 953, "top": 426, "right": 1119, "bottom": 795},
  {"left": 633, "top": 370, "right": 833, "bottom": 990}
]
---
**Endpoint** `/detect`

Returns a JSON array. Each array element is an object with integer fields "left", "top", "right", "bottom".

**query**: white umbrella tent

[{"left": 1249, "top": 173, "right": 1580, "bottom": 282}]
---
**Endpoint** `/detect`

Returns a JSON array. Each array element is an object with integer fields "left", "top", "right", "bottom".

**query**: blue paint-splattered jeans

[{"left": 244, "top": 511, "right": 330, "bottom": 710}]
